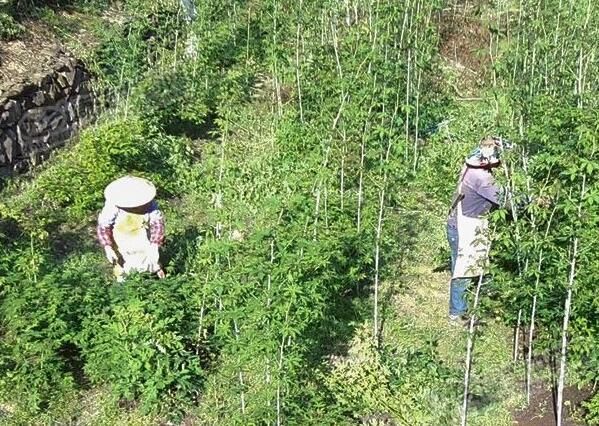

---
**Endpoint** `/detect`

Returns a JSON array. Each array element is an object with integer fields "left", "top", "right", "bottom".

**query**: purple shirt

[{"left": 447, "top": 167, "right": 500, "bottom": 228}]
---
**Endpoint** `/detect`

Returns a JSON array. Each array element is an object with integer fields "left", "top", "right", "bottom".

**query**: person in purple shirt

[{"left": 446, "top": 137, "right": 502, "bottom": 322}]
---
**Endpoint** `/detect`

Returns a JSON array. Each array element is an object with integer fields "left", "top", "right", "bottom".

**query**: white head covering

[
  {"left": 465, "top": 136, "right": 501, "bottom": 167},
  {"left": 104, "top": 176, "right": 156, "bottom": 208}
]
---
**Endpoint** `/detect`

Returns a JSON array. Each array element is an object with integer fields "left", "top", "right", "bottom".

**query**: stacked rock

[{"left": 0, "top": 49, "right": 95, "bottom": 176}]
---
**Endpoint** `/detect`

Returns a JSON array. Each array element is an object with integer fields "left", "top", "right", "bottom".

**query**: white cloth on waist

[
  {"left": 113, "top": 211, "right": 161, "bottom": 276},
  {"left": 452, "top": 183, "right": 492, "bottom": 279}
]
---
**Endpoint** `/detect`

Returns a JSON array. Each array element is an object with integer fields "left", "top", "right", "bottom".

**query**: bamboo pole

[
  {"left": 276, "top": 307, "right": 290, "bottom": 426},
  {"left": 233, "top": 319, "right": 247, "bottom": 415},
  {"left": 272, "top": 2, "right": 282, "bottom": 116},
  {"left": 373, "top": 188, "right": 384, "bottom": 345},
  {"left": 555, "top": 163, "right": 587, "bottom": 425},
  {"left": 340, "top": 131, "right": 346, "bottom": 211},
  {"left": 556, "top": 237, "right": 579, "bottom": 426},
  {"left": 357, "top": 93, "right": 375, "bottom": 232},
  {"left": 404, "top": 49, "right": 412, "bottom": 163},
  {"left": 513, "top": 308, "right": 522, "bottom": 362},
  {"left": 501, "top": 151, "right": 527, "bottom": 365},
  {"left": 295, "top": 0, "right": 304, "bottom": 122},
  {"left": 245, "top": 4, "right": 251, "bottom": 66},
  {"left": 372, "top": 69, "right": 402, "bottom": 345},
  {"left": 526, "top": 204, "right": 558, "bottom": 404},
  {"left": 412, "top": 65, "right": 422, "bottom": 173},
  {"left": 331, "top": 14, "right": 344, "bottom": 80},
  {"left": 266, "top": 240, "right": 275, "bottom": 415},
  {"left": 461, "top": 271, "right": 485, "bottom": 426},
  {"left": 196, "top": 274, "right": 210, "bottom": 356},
  {"left": 461, "top": 225, "right": 495, "bottom": 426}
]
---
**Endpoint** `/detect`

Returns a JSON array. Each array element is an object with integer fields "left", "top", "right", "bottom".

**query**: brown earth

[
  {"left": 0, "top": 19, "right": 64, "bottom": 91},
  {"left": 0, "top": 7, "right": 119, "bottom": 93},
  {"left": 437, "top": 1, "right": 492, "bottom": 98},
  {"left": 513, "top": 381, "right": 592, "bottom": 426}
]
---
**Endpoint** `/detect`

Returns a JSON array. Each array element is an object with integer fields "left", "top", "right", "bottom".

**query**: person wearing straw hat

[
  {"left": 446, "top": 137, "right": 501, "bottom": 322},
  {"left": 97, "top": 176, "right": 166, "bottom": 281}
]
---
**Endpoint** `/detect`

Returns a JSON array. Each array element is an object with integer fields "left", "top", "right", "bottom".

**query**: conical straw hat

[{"left": 104, "top": 176, "right": 156, "bottom": 208}]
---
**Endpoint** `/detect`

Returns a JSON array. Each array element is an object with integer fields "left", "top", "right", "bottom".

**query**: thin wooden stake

[
  {"left": 233, "top": 319, "right": 246, "bottom": 415},
  {"left": 556, "top": 237, "right": 578, "bottom": 426},
  {"left": 557, "top": 174, "right": 586, "bottom": 425},
  {"left": 295, "top": 0, "right": 304, "bottom": 122},
  {"left": 340, "top": 131, "right": 346, "bottom": 211},
  {"left": 461, "top": 271, "right": 485, "bottom": 426},
  {"left": 461, "top": 225, "right": 495, "bottom": 426},
  {"left": 513, "top": 309, "right": 522, "bottom": 362},
  {"left": 526, "top": 204, "right": 558, "bottom": 404},
  {"left": 373, "top": 189, "right": 385, "bottom": 345}
]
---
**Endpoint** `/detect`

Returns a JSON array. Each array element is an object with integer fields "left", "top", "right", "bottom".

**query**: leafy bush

[
  {"left": 78, "top": 277, "right": 204, "bottom": 413},
  {"left": 0, "top": 116, "right": 198, "bottom": 418},
  {"left": 0, "top": 11, "right": 23, "bottom": 40},
  {"left": 10, "top": 117, "right": 194, "bottom": 227},
  {"left": 132, "top": 65, "right": 211, "bottom": 135},
  {"left": 89, "top": 2, "right": 183, "bottom": 89},
  {"left": 323, "top": 326, "right": 458, "bottom": 425},
  {"left": 0, "top": 251, "right": 104, "bottom": 414},
  {"left": 584, "top": 393, "right": 599, "bottom": 425}
]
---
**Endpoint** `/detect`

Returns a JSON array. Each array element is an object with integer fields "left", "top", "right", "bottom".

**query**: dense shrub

[
  {"left": 4, "top": 0, "right": 596, "bottom": 423},
  {"left": 0, "top": 11, "right": 23, "bottom": 40},
  {"left": 78, "top": 277, "right": 204, "bottom": 412}
]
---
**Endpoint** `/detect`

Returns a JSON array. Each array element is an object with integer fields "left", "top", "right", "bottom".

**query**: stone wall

[{"left": 0, "top": 50, "right": 95, "bottom": 176}]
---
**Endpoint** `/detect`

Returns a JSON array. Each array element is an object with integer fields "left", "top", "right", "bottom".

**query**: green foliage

[
  {"left": 7, "top": 0, "right": 107, "bottom": 17},
  {"left": 0, "top": 11, "right": 23, "bottom": 40},
  {"left": 9, "top": 117, "right": 195, "bottom": 228},
  {"left": 0, "top": 252, "right": 103, "bottom": 415},
  {"left": 0, "top": 0, "right": 548, "bottom": 424},
  {"left": 90, "top": 15, "right": 172, "bottom": 89},
  {"left": 481, "top": 0, "right": 599, "bottom": 408},
  {"left": 132, "top": 64, "right": 212, "bottom": 134},
  {"left": 323, "top": 326, "right": 458, "bottom": 425},
  {"left": 78, "top": 277, "right": 204, "bottom": 413},
  {"left": 584, "top": 393, "right": 599, "bottom": 425},
  {"left": 0, "top": 119, "right": 197, "bottom": 421}
]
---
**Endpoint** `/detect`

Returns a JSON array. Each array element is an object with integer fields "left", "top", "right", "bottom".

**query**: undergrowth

[{"left": 0, "top": 0, "right": 597, "bottom": 424}]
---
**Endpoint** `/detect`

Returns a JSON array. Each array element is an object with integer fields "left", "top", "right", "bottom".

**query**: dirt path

[
  {"left": 383, "top": 204, "right": 590, "bottom": 425},
  {"left": 379, "top": 206, "right": 522, "bottom": 425}
]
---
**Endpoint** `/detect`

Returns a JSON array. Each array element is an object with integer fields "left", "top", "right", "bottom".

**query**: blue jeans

[{"left": 446, "top": 223, "right": 472, "bottom": 316}]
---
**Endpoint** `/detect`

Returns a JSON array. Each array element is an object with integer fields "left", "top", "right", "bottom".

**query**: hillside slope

[{"left": 0, "top": 0, "right": 597, "bottom": 425}]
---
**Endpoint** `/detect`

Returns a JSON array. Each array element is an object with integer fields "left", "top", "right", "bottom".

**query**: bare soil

[
  {"left": 0, "top": 19, "right": 64, "bottom": 92},
  {"left": 0, "top": 7, "right": 120, "bottom": 93},
  {"left": 513, "top": 381, "right": 592, "bottom": 425},
  {"left": 437, "top": 2, "right": 492, "bottom": 97}
]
